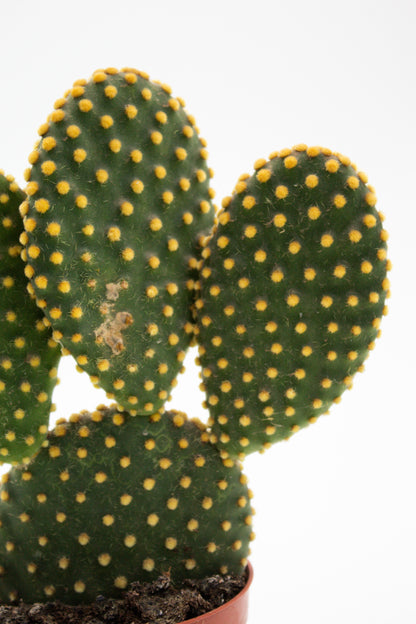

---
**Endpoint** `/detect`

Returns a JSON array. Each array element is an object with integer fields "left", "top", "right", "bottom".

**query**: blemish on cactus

[{"left": 24, "top": 67, "right": 215, "bottom": 415}]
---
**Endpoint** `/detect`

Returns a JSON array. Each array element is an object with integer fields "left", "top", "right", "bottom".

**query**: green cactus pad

[
  {"left": 196, "top": 145, "right": 390, "bottom": 458},
  {"left": 21, "top": 67, "right": 215, "bottom": 415},
  {"left": 0, "top": 172, "right": 60, "bottom": 464},
  {"left": 0, "top": 405, "right": 253, "bottom": 604}
]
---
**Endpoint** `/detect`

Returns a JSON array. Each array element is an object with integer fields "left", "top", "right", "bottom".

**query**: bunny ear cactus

[
  {"left": 196, "top": 145, "right": 390, "bottom": 458},
  {"left": 0, "top": 172, "right": 61, "bottom": 464},
  {"left": 20, "top": 67, "right": 215, "bottom": 415},
  {"left": 0, "top": 63, "right": 390, "bottom": 615},
  {"left": 0, "top": 405, "right": 253, "bottom": 604}
]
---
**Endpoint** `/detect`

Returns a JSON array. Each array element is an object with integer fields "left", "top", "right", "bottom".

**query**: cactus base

[{"left": 0, "top": 563, "right": 253, "bottom": 624}]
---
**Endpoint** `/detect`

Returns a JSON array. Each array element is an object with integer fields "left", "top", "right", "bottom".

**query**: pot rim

[{"left": 177, "top": 561, "right": 253, "bottom": 624}]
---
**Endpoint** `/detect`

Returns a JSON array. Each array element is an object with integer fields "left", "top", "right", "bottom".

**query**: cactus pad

[
  {"left": 0, "top": 405, "right": 253, "bottom": 604},
  {"left": 196, "top": 145, "right": 389, "bottom": 458},
  {"left": 0, "top": 172, "right": 60, "bottom": 464},
  {"left": 21, "top": 67, "right": 215, "bottom": 415}
]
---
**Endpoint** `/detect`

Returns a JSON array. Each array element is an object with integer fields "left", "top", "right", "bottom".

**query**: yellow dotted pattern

[
  {"left": 0, "top": 406, "right": 252, "bottom": 602},
  {"left": 22, "top": 67, "right": 215, "bottom": 416},
  {"left": 197, "top": 145, "right": 389, "bottom": 457},
  {"left": 1, "top": 172, "right": 61, "bottom": 463}
]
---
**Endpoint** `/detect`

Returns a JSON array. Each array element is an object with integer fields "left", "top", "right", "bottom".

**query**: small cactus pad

[
  {"left": 21, "top": 67, "right": 215, "bottom": 415},
  {"left": 196, "top": 145, "right": 389, "bottom": 458},
  {"left": 0, "top": 405, "right": 253, "bottom": 604},
  {"left": 0, "top": 172, "right": 60, "bottom": 464}
]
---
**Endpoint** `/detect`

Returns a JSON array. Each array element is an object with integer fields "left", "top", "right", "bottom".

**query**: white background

[{"left": 0, "top": 1, "right": 415, "bottom": 622}]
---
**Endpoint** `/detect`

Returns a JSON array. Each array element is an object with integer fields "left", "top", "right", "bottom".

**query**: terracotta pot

[{"left": 178, "top": 562, "right": 253, "bottom": 624}]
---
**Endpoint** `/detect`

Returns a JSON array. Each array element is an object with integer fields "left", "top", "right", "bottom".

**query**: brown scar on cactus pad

[
  {"left": 95, "top": 310, "right": 134, "bottom": 354},
  {"left": 21, "top": 67, "right": 216, "bottom": 416},
  {"left": 95, "top": 280, "right": 133, "bottom": 354},
  {"left": 105, "top": 281, "right": 127, "bottom": 301}
]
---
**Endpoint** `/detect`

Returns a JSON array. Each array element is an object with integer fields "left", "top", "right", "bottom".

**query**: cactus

[
  {"left": 0, "top": 405, "right": 253, "bottom": 604},
  {"left": 196, "top": 145, "right": 389, "bottom": 458},
  {"left": 0, "top": 67, "right": 389, "bottom": 613},
  {"left": 20, "top": 67, "right": 215, "bottom": 415},
  {"left": 0, "top": 172, "right": 61, "bottom": 464}
]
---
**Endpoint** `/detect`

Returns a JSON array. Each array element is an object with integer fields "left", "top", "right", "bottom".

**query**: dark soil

[{"left": 0, "top": 572, "right": 247, "bottom": 624}]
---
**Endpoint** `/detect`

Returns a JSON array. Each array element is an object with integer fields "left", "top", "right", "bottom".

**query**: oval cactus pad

[
  {"left": 22, "top": 68, "right": 215, "bottom": 415},
  {"left": 0, "top": 406, "right": 253, "bottom": 604},
  {"left": 0, "top": 172, "right": 60, "bottom": 464},
  {"left": 196, "top": 145, "right": 389, "bottom": 458}
]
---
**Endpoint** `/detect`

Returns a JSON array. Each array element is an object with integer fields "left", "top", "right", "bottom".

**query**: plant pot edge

[{"left": 177, "top": 561, "right": 254, "bottom": 624}]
